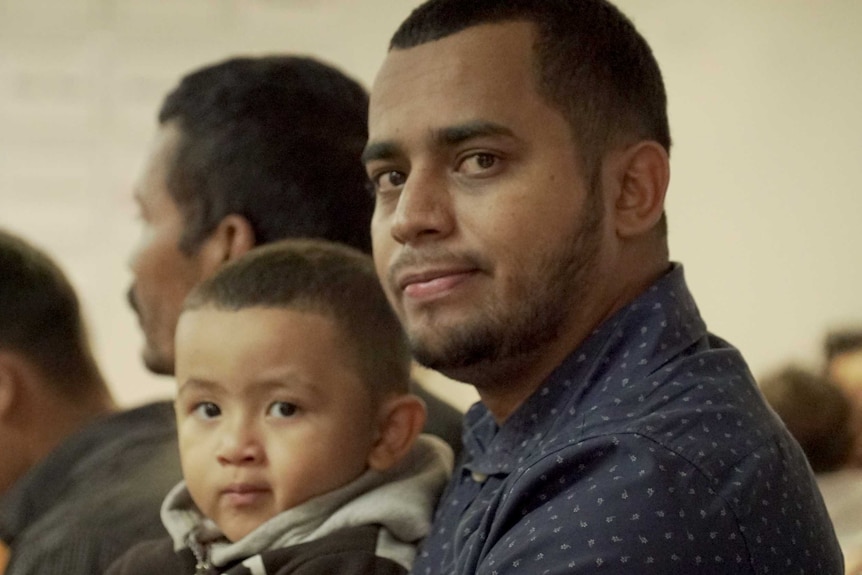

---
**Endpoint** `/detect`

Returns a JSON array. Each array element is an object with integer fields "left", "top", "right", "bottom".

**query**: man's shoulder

[{"left": 3, "top": 402, "right": 182, "bottom": 575}]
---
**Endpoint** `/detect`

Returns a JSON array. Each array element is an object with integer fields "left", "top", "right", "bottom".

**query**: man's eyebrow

[
  {"left": 362, "top": 121, "right": 515, "bottom": 165},
  {"left": 436, "top": 121, "right": 515, "bottom": 146},
  {"left": 361, "top": 141, "right": 401, "bottom": 165}
]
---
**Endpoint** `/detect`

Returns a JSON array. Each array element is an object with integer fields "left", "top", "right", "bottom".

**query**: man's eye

[
  {"left": 373, "top": 170, "right": 407, "bottom": 193},
  {"left": 459, "top": 153, "right": 498, "bottom": 175},
  {"left": 193, "top": 402, "right": 221, "bottom": 419},
  {"left": 267, "top": 401, "right": 298, "bottom": 419}
]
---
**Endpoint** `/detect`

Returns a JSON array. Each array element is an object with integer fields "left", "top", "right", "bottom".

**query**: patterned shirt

[{"left": 412, "top": 265, "right": 843, "bottom": 575}]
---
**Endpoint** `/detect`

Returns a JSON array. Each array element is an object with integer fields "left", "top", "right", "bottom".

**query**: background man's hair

[
  {"left": 391, "top": 0, "right": 670, "bottom": 231},
  {"left": 0, "top": 229, "right": 103, "bottom": 394},
  {"left": 183, "top": 239, "right": 411, "bottom": 400},
  {"left": 824, "top": 328, "right": 862, "bottom": 362},
  {"left": 159, "top": 55, "right": 373, "bottom": 254},
  {"left": 759, "top": 365, "right": 854, "bottom": 473}
]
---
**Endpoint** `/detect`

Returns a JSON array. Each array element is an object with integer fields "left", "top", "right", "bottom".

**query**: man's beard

[
  {"left": 128, "top": 286, "right": 176, "bottom": 376},
  {"left": 410, "top": 189, "right": 604, "bottom": 378}
]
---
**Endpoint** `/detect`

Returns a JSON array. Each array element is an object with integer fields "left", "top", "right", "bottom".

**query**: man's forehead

[
  {"left": 133, "top": 123, "right": 183, "bottom": 201},
  {"left": 369, "top": 21, "right": 539, "bottom": 136}
]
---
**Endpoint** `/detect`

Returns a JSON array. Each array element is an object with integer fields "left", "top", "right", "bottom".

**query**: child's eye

[
  {"left": 267, "top": 401, "right": 298, "bottom": 419},
  {"left": 193, "top": 402, "right": 221, "bottom": 420}
]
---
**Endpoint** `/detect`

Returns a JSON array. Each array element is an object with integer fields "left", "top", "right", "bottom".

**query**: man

[
  {"left": 364, "top": 1, "right": 843, "bottom": 573},
  {"left": 824, "top": 329, "right": 862, "bottom": 471},
  {"left": 0, "top": 229, "right": 179, "bottom": 575},
  {"left": 128, "top": 55, "right": 462, "bottom": 453}
]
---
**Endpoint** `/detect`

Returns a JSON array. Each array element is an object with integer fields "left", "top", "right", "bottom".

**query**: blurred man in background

[
  {"left": 0, "top": 229, "right": 179, "bottom": 575},
  {"left": 127, "top": 55, "right": 462, "bottom": 453}
]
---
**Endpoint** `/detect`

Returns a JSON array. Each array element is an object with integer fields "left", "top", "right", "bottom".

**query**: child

[{"left": 108, "top": 239, "right": 453, "bottom": 575}]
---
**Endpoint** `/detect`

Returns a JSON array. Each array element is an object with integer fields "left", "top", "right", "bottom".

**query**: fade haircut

[
  {"left": 183, "top": 239, "right": 411, "bottom": 401},
  {"left": 158, "top": 56, "right": 373, "bottom": 255},
  {"left": 391, "top": 0, "right": 671, "bottom": 191},
  {"left": 0, "top": 229, "right": 103, "bottom": 395}
]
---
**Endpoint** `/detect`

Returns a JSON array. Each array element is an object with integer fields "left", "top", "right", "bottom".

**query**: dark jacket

[{"left": 107, "top": 525, "right": 406, "bottom": 575}]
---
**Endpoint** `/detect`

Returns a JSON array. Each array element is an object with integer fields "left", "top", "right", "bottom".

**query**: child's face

[{"left": 174, "top": 305, "right": 380, "bottom": 542}]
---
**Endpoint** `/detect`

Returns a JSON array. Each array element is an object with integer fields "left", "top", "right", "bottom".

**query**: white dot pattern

[{"left": 412, "top": 265, "right": 843, "bottom": 575}]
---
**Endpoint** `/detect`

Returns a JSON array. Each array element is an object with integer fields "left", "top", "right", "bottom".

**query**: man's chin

[{"left": 410, "top": 327, "right": 498, "bottom": 375}]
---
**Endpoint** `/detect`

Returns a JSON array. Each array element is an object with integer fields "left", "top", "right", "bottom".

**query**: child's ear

[
  {"left": 0, "top": 357, "right": 15, "bottom": 422},
  {"left": 367, "top": 394, "right": 427, "bottom": 472},
  {"left": 0, "top": 352, "right": 25, "bottom": 423}
]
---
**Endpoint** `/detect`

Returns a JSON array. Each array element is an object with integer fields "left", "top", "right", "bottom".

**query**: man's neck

[{"left": 463, "top": 257, "right": 671, "bottom": 425}]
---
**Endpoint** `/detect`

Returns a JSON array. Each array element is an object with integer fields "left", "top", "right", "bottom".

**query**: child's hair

[
  {"left": 183, "top": 238, "right": 411, "bottom": 401},
  {"left": 760, "top": 364, "right": 855, "bottom": 473}
]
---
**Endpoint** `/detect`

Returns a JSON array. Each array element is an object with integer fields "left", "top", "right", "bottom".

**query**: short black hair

[
  {"left": 824, "top": 328, "right": 862, "bottom": 362},
  {"left": 759, "top": 365, "right": 854, "bottom": 473},
  {"left": 390, "top": 0, "right": 670, "bottom": 188},
  {"left": 183, "top": 239, "right": 411, "bottom": 401},
  {"left": 158, "top": 55, "right": 373, "bottom": 254},
  {"left": 0, "top": 229, "right": 103, "bottom": 395}
]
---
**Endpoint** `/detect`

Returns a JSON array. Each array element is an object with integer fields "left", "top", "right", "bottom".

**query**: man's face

[
  {"left": 830, "top": 349, "right": 862, "bottom": 466},
  {"left": 830, "top": 349, "right": 862, "bottom": 409},
  {"left": 365, "top": 22, "right": 609, "bottom": 384},
  {"left": 128, "top": 124, "right": 209, "bottom": 375},
  {"left": 174, "top": 306, "right": 378, "bottom": 542}
]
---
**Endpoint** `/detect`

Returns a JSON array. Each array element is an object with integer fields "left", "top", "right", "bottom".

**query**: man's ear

[
  {"left": 0, "top": 352, "right": 23, "bottom": 423},
  {"left": 367, "top": 394, "right": 427, "bottom": 472},
  {"left": 198, "top": 214, "right": 256, "bottom": 273},
  {"left": 610, "top": 141, "right": 669, "bottom": 239}
]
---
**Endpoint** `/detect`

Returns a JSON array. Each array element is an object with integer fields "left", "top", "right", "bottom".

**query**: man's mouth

[{"left": 399, "top": 268, "right": 477, "bottom": 299}]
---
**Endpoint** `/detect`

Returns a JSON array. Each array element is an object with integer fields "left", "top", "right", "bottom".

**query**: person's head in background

[
  {"left": 825, "top": 329, "right": 862, "bottom": 408},
  {"left": 824, "top": 329, "right": 862, "bottom": 467},
  {"left": 128, "top": 55, "right": 371, "bottom": 376},
  {"left": 760, "top": 365, "right": 857, "bottom": 473},
  {"left": 174, "top": 239, "right": 425, "bottom": 541},
  {"left": 0, "top": 229, "right": 114, "bottom": 495},
  {"left": 365, "top": 0, "right": 671, "bottom": 416}
]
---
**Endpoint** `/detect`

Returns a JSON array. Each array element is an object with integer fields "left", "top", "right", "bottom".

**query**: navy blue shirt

[{"left": 412, "top": 265, "right": 843, "bottom": 575}]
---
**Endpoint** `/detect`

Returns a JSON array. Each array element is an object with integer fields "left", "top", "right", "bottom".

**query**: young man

[
  {"left": 0, "top": 229, "right": 179, "bottom": 575},
  {"left": 364, "top": 0, "right": 843, "bottom": 572},
  {"left": 109, "top": 240, "right": 452, "bottom": 574},
  {"left": 128, "top": 55, "right": 462, "bottom": 453}
]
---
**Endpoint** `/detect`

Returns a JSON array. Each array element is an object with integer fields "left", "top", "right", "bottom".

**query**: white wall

[{"left": 1, "top": 0, "right": 860, "bottom": 412}]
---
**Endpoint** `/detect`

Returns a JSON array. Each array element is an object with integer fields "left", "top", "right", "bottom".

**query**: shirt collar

[{"left": 462, "top": 263, "right": 704, "bottom": 476}]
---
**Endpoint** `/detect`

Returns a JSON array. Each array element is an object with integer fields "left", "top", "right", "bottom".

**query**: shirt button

[{"left": 471, "top": 471, "right": 488, "bottom": 483}]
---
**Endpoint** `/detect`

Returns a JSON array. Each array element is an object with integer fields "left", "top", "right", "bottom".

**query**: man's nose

[{"left": 390, "top": 169, "right": 455, "bottom": 245}]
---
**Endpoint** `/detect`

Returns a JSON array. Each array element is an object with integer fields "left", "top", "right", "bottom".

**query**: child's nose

[{"left": 216, "top": 420, "right": 265, "bottom": 466}]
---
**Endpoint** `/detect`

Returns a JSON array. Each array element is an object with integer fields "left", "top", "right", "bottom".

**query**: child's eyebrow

[
  {"left": 248, "top": 376, "right": 322, "bottom": 400},
  {"left": 176, "top": 378, "right": 221, "bottom": 397}
]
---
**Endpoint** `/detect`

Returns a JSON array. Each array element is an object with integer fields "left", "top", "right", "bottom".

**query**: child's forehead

[
  {"left": 176, "top": 304, "right": 370, "bottom": 396},
  {"left": 180, "top": 303, "right": 340, "bottom": 335}
]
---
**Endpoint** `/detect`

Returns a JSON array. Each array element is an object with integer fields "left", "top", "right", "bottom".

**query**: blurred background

[{"left": 1, "top": 0, "right": 860, "bottom": 411}]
